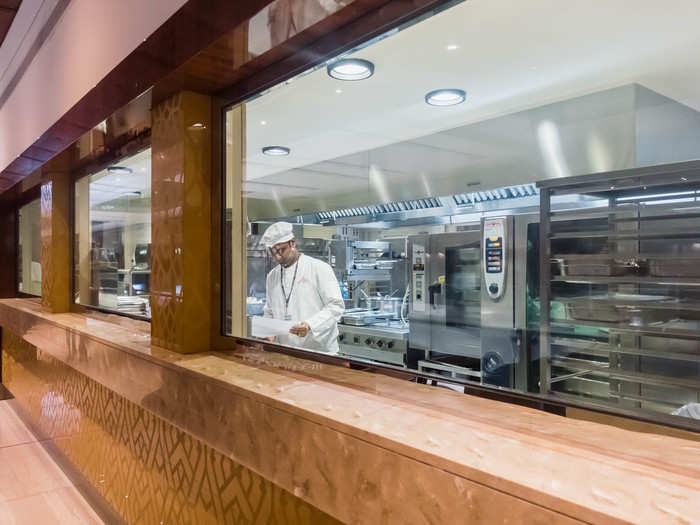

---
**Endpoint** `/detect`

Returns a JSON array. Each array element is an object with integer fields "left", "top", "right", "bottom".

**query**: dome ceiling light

[
  {"left": 424, "top": 88, "right": 466, "bottom": 107},
  {"left": 107, "top": 166, "right": 133, "bottom": 175},
  {"left": 327, "top": 58, "right": 374, "bottom": 81},
  {"left": 262, "top": 146, "right": 291, "bottom": 156}
]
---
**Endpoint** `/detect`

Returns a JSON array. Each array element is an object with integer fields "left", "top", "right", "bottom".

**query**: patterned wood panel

[
  {"left": 39, "top": 155, "right": 71, "bottom": 312},
  {"left": 1, "top": 329, "right": 340, "bottom": 525},
  {"left": 151, "top": 91, "right": 213, "bottom": 353}
]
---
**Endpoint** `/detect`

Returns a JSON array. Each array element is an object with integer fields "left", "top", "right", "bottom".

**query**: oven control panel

[
  {"left": 483, "top": 218, "right": 507, "bottom": 300},
  {"left": 412, "top": 243, "right": 426, "bottom": 312}
]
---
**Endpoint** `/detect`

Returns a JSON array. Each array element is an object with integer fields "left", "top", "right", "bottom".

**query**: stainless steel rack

[{"left": 538, "top": 160, "right": 700, "bottom": 426}]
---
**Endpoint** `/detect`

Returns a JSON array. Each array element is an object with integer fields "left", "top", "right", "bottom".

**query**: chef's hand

[{"left": 290, "top": 322, "right": 310, "bottom": 337}]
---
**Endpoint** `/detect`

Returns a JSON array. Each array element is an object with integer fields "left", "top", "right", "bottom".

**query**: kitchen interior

[
  {"left": 74, "top": 147, "right": 152, "bottom": 318},
  {"left": 234, "top": 0, "right": 700, "bottom": 427}
]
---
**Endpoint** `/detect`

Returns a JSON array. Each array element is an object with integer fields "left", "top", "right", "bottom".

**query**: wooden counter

[{"left": 1, "top": 298, "right": 699, "bottom": 524}]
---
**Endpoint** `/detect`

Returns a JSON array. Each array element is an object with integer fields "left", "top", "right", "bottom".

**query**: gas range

[{"left": 337, "top": 322, "right": 409, "bottom": 366}]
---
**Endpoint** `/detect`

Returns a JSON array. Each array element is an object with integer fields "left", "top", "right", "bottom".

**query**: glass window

[
  {"left": 17, "top": 199, "right": 42, "bottom": 296},
  {"left": 225, "top": 0, "right": 700, "bottom": 430},
  {"left": 74, "top": 149, "right": 152, "bottom": 318}
]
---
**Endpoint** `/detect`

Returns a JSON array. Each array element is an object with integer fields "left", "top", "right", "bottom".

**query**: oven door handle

[{"left": 428, "top": 282, "right": 442, "bottom": 307}]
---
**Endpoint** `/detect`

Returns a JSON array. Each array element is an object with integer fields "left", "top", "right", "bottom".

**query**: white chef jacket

[{"left": 263, "top": 254, "right": 345, "bottom": 353}]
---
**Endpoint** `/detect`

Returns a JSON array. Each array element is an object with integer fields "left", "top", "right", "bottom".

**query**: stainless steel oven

[{"left": 408, "top": 214, "right": 538, "bottom": 388}]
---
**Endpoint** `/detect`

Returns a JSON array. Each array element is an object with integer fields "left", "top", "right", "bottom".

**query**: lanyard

[{"left": 280, "top": 259, "right": 299, "bottom": 317}]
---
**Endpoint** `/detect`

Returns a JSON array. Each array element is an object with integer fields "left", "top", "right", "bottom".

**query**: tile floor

[{"left": 0, "top": 399, "right": 104, "bottom": 524}]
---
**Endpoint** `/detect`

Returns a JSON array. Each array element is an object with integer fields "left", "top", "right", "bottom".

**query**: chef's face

[{"left": 270, "top": 239, "right": 297, "bottom": 267}]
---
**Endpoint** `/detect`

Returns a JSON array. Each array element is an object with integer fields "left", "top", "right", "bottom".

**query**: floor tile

[
  {"left": 0, "top": 488, "right": 103, "bottom": 525},
  {"left": 0, "top": 402, "right": 36, "bottom": 448},
  {"left": 0, "top": 442, "right": 72, "bottom": 501}
]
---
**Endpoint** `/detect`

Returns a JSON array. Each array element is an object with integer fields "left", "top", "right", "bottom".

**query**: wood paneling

[
  {"left": 39, "top": 153, "right": 71, "bottom": 313},
  {"left": 151, "top": 91, "right": 213, "bottom": 353}
]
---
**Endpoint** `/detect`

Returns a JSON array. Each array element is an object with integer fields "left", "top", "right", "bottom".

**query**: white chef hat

[{"left": 261, "top": 221, "right": 295, "bottom": 248}]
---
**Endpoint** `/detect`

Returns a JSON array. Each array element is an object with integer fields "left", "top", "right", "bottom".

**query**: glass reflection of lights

[{"left": 327, "top": 58, "right": 374, "bottom": 81}]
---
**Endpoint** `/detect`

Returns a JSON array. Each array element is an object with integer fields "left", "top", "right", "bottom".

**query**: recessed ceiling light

[
  {"left": 107, "top": 166, "right": 133, "bottom": 175},
  {"left": 424, "top": 89, "right": 466, "bottom": 107},
  {"left": 446, "top": 44, "right": 459, "bottom": 51},
  {"left": 327, "top": 58, "right": 374, "bottom": 81},
  {"left": 262, "top": 146, "right": 290, "bottom": 156},
  {"left": 335, "top": 89, "right": 343, "bottom": 94},
  {"left": 260, "top": 120, "right": 267, "bottom": 125}
]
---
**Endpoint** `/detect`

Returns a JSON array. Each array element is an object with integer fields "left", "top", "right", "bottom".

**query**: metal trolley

[{"left": 538, "top": 160, "right": 700, "bottom": 428}]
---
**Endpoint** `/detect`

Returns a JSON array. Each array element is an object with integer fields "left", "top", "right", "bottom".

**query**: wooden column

[
  {"left": 151, "top": 91, "right": 212, "bottom": 353},
  {"left": 40, "top": 154, "right": 71, "bottom": 313}
]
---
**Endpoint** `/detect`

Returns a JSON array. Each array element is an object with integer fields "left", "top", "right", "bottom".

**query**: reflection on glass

[
  {"left": 73, "top": 149, "right": 152, "bottom": 318},
  {"left": 18, "top": 199, "right": 42, "bottom": 296}
]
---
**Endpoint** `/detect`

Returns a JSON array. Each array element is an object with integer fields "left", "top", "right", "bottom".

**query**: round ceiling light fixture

[
  {"left": 262, "top": 146, "right": 291, "bottom": 156},
  {"left": 327, "top": 58, "right": 374, "bottom": 81},
  {"left": 107, "top": 166, "right": 133, "bottom": 175},
  {"left": 424, "top": 88, "right": 466, "bottom": 107}
]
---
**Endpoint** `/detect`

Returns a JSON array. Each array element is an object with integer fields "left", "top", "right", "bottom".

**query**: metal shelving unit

[{"left": 538, "top": 160, "right": 700, "bottom": 426}]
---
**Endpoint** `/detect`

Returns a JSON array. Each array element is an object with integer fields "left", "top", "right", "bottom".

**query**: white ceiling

[{"left": 243, "top": 0, "right": 700, "bottom": 208}]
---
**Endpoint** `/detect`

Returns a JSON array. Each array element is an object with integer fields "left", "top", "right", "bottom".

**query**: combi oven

[{"left": 407, "top": 214, "right": 539, "bottom": 389}]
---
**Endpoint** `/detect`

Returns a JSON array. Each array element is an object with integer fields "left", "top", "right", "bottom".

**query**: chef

[{"left": 261, "top": 222, "right": 345, "bottom": 353}]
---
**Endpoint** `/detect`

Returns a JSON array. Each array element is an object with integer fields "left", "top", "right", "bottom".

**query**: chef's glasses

[{"left": 268, "top": 241, "right": 292, "bottom": 257}]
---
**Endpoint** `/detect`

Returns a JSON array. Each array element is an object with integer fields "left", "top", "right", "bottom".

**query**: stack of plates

[{"left": 117, "top": 295, "right": 149, "bottom": 316}]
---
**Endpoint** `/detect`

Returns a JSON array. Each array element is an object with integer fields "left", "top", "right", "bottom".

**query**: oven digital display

[{"left": 485, "top": 236, "right": 503, "bottom": 273}]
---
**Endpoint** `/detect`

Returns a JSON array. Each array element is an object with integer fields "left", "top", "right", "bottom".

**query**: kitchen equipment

[
  {"left": 539, "top": 163, "right": 700, "bottom": 428},
  {"left": 648, "top": 256, "right": 700, "bottom": 278},
  {"left": 377, "top": 296, "right": 403, "bottom": 317},
  {"left": 338, "top": 323, "right": 409, "bottom": 365},
  {"left": 408, "top": 214, "right": 539, "bottom": 388},
  {"left": 340, "top": 309, "right": 396, "bottom": 326},
  {"left": 563, "top": 294, "right": 674, "bottom": 324},
  {"left": 552, "top": 254, "right": 645, "bottom": 277}
]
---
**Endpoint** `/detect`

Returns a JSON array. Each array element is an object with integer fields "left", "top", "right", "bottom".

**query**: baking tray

[
  {"left": 551, "top": 255, "right": 646, "bottom": 277},
  {"left": 648, "top": 256, "right": 700, "bottom": 278},
  {"left": 564, "top": 294, "right": 674, "bottom": 323}
]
